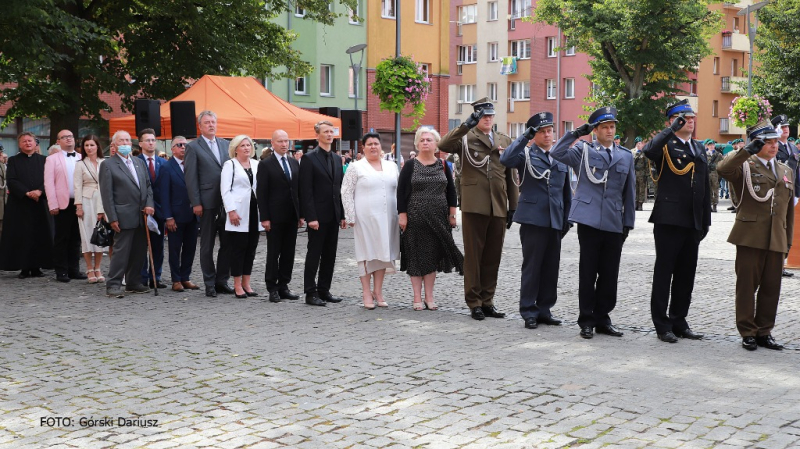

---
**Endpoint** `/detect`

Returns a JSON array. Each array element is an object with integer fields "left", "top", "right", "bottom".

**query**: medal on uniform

[
  {"left": 592, "top": 167, "right": 596, "bottom": 174},
  {"left": 474, "top": 151, "right": 479, "bottom": 158},
  {"left": 754, "top": 184, "right": 761, "bottom": 192},
  {"left": 784, "top": 175, "right": 790, "bottom": 189}
]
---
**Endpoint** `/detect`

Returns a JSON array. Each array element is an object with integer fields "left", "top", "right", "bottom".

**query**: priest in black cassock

[{"left": 0, "top": 132, "right": 53, "bottom": 278}]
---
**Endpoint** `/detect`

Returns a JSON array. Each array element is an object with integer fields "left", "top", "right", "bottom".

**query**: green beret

[
  {"left": 634, "top": 137, "right": 642, "bottom": 143},
  {"left": 789, "top": 137, "right": 796, "bottom": 142},
  {"left": 703, "top": 139, "right": 715, "bottom": 146},
  {"left": 614, "top": 134, "right": 620, "bottom": 139}
]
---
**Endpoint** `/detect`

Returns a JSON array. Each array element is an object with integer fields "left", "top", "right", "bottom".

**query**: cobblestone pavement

[{"left": 2, "top": 198, "right": 800, "bottom": 448}]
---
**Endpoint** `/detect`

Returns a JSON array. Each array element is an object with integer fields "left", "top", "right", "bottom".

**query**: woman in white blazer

[
  {"left": 74, "top": 135, "right": 107, "bottom": 283},
  {"left": 221, "top": 135, "right": 263, "bottom": 298}
]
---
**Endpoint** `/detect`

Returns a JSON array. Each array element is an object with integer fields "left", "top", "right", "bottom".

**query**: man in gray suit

[
  {"left": 551, "top": 106, "right": 636, "bottom": 340},
  {"left": 99, "top": 130, "right": 155, "bottom": 298},
  {"left": 184, "top": 110, "right": 232, "bottom": 297}
]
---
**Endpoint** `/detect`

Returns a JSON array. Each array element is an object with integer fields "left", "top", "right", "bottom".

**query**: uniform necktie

[
  {"left": 543, "top": 151, "right": 551, "bottom": 164},
  {"left": 148, "top": 157, "right": 156, "bottom": 183},
  {"left": 281, "top": 156, "right": 291, "bottom": 180},
  {"left": 488, "top": 132, "right": 494, "bottom": 147},
  {"left": 605, "top": 147, "right": 612, "bottom": 163},
  {"left": 768, "top": 160, "right": 775, "bottom": 177}
]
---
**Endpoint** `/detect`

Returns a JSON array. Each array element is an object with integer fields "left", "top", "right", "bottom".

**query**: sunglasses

[{"left": 173, "top": 143, "right": 186, "bottom": 147}]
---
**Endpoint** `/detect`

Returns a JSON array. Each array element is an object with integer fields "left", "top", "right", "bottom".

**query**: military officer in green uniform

[
  {"left": 446, "top": 152, "right": 462, "bottom": 207},
  {"left": 438, "top": 97, "right": 519, "bottom": 321},
  {"left": 633, "top": 137, "right": 648, "bottom": 210},
  {"left": 704, "top": 139, "right": 723, "bottom": 212}
]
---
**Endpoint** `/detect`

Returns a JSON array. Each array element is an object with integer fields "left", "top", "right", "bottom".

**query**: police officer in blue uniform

[
  {"left": 643, "top": 99, "right": 711, "bottom": 343},
  {"left": 500, "top": 112, "right": 571, "bottom": 330},
  {"left": 551, "top": 106, "right": 635, "bottom": 339}
]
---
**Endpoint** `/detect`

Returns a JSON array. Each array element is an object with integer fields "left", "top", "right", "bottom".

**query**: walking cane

[{"left": 143, "top": 211, "right": 159, "bottom": 296}]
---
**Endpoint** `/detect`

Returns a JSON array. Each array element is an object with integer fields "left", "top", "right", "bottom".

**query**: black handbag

[{"left": 90, "top": 219, "right": 113, "bottom": 247}]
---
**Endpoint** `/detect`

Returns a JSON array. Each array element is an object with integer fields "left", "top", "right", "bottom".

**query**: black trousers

[
  {"left": 52, "top": 199, "right": 82, "bottom": 275},
  {"left": 304, "top": 221, "right": 339, "bottom": 294},
  {"left": 228, "top": 198, "right": 260, "bottom": 277},
  {"left": 167, "top": 220, "right": 198, "bottom": 283},
  {"left": 577, "top": 224, "right": 624, "bottom": 328},
  {"left": 651, "top": 224, "right": 700, "bottom": 333},
  {"left": 265, "top": 221, "right": 298, "bottom": 292},
  {"left": 519, "top": 223, "right": 561, "bottom": 320},
  {"left": 199, "top": 207, "right": 230, "bottom": 288}
]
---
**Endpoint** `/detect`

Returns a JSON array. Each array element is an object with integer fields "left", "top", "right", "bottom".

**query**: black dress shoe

[
  {"left": 595, "top": 324, "right": 624, "bottom": 337},
  {"left": 318, "top": 291, "right": 343, "bottom": 303},
  {"left": 756, "top": 335, "right": 784, "bottom": 350},
  {"left": 69, "top": 272, "right": 88, "bottom": 280},
  {"left": 524, "top": 317, "right": 538, "bottom": 329},
  {"left": 470, "top": 306, "right": 485, "bottom": 321},
  {"left": 727, "top": 206, "right": 735, "bottom": 211},
  {"left": 205, "top": 286, "right": 217, "bottom": 298},
  {"left": 149, "top": 280, "right": 167, "bottom": 289},
  {"left": 278, "top": 289, "right": 300, "bottom": 300},
  {"left": 215, "top": 283, "right": 235, "bottom": 294},
  {"left": 56, "top": 273, "right": 71, "bottom": 283},
  {"left": 30, "top": 269, "right": 44, "bottom": 277},
  {"left": 537, "top": 315, "right": 562, "bottom": 326},
  {"left": 306, "top": 293, "right": 327, "bottom": 306},
  {"left": 580, "top": 326, "right": 594, "bottom": 339},
  {"left": 18, "top": 270, "right": 30, "bottom": 279},
  {"left": 657, "top": 331, "right": 679, "bottom": 343},
  {"left": 782, "top": 269, "right": 794, "bottom": 277},
  {"left": 674, "top": 328, "right": 704, "bottom": 340},
  {"left": 268, "top": 291, "right": 281, "bottom": 303},
  {"left": 742, "top": 336, "right": 757, "bottom": 351},
  {"left": 245, "top": 291, "right": 259, "bottom": 297},
  {"left": 481, "top": 305, "right": 506, "bottom": 318},
  {"left": 125, "top": 284, "right": 150, "bottom": 294}
]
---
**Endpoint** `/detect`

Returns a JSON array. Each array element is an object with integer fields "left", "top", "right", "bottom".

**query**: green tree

[
  {"left": 752, "top": 0, "right": 800, "bottom": 121},
  {"left": 533, "top": 0, "right": 719, "bottom": 143},
  {"left": 0, "top": 0, "right": 356, "bottom": 141}
]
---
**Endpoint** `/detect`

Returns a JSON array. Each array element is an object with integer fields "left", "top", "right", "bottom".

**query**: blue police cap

[
  {"left": 771, "top": 114, "right": 789, "bottom": 128},
  {"left": 588, "top": 106, "right": 618, "bottom": 127},
  {"left": 747, "top": 119, "right": 781, "bottom": 141},
  {"left": 665, "top": 99, "right": 695, "bottom": 118},
  {"left": 526, "top": 111, "right": 554, "bottom": 132}
]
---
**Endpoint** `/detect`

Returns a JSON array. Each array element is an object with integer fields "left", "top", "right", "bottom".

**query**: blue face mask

[{"left": 117, "top": 145, "right": 132, "bottom": 156}]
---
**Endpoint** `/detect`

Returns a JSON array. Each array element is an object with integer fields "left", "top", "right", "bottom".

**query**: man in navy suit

[
  {"left": 137, "top": 128, "right": 168, "bottom": 288},
  {"left": 257, "top": 129, "right": 304, "bottom": 303},
  {"left": 500, "top": 112, "right": 571, "bottom": 330},
  {"left": 299, "top": 121, "right": 346, "bottom": 306},
  {"left": 551, "top": 107, "right": 636, "bottom": 340},
  {"left": 157, "top": 136, "right": 199, "bottom": 292}
]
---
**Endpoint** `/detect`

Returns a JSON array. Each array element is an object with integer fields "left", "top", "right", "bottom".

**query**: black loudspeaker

[
  {"left": 170, "top": 101, "right": 197, "bottom": 138},
  {"left": 318, "top": 107, "right": 341, "bottom": 118},
  {"left": 135, "top": 99, "right": 161, "bottom": 137},
  {"left": 341, "top": 109, "right": 362, "bottom": 141}
]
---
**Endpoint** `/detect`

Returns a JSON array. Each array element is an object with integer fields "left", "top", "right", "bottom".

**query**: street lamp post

[
  {"left": 738, "top": 0, "right": 769, "bottom": 97},
  {"left": 395, "top": 0, "right": 402, "bottom": 170},
  {"left": 346, "top": 43, "right": 367, "bottom": 111}
]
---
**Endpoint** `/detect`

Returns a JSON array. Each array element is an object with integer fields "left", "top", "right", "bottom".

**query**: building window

[
  {"left": 546, "top": 79, "right": 557, "bottom": 99},
  {"left": 488, "top": 82, "right": 498, "bottom": 101},
  {"left": 510, "top": 0, "right": 531, "bottom": 18},
  {"left": 382, "top": 0, "right": 395, "bottom": 19},
  {"left": 565, "top": 45, "right": 575, "bottom": 56},
  {"left": 320, "top": 65, "right": 333, "bottom": 96},
  {"left": 295, "top": 76, "right": 307, "bottom": 95},
  {"left": 510, "top": 81, "right": 530, "bottom": 100},
  {"left": 713, "top": 57, "right": 719, "bottom": 75},
  {"left": 419, "top": 63, "right": 430, "bottom": 76},
  {"left": 564, "top": 78, "right": 575, "bottom": 99},
  {"left": 547, "top": 37, "right": 557, "bottom": 58},
  {"left": 510, "top": 39, "right": 531, "bottom": 60},
  {"left": 458, "top": 4, "right": 477, "bottom": 24},
  {"left": 488, "top": 1, "right": 498, "bottom": 21},
  {"left": 457, "top": 45, "right": 478, "bottom": 64},
  {"left": 731, "top": 58, "right": 738, "bottom": 76},
  {"left": 458, "top": 84, "right": 477, "bottom": 104},
  {"left": 488, "top": 42, "right": 499, "bottom": 62},
  {"left": 509, "top": 123, "right": 526, "bottom": 138},
  {"left": 348, "top": 1, "right": 360, "bottom": 24},
  {"left": 416, "top": 0, "right": 430, "bottom": 23},
  {"left": 295, "top": 6, "right": 305, "bottom": 17},
  {"left": 712, "top": 100, "right": 718, "bottom": 117},
  {"left": 564, "top": 121, "right": 574, "bottom": 133}
]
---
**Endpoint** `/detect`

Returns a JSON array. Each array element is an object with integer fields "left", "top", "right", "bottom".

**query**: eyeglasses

[
  {"left": 141, "top": 138, "right": 157, "bottom": 143},
  {"left": 58, "top": 135, "right": 74, "bottom": 140},
  {"left": 172, "top": 143, "right": 186, "bottom": 147}
]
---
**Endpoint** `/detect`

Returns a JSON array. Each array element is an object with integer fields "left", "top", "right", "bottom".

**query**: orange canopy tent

[{"left": 108, "top": 75, "right": 341, "bottom": 140}]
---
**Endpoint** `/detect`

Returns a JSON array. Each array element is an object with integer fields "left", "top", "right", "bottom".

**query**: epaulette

[
  {"left": 495, "top": 131, "right": 511, "bottom": 140},
  {"left": 777, "top": 159, "right": 789, "bottom": 167},
  {"left": 618, "top": 145, "right": 632, "bottom": 153}
]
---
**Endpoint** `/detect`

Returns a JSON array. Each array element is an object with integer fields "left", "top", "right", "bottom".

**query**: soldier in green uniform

[
  {"left": 446, "top": 152, "right": 462, "bottom": 207},
  {"left": 704, "top": 139, "right": 723, "bottom": 212},
  {"left": 633, "top": 137, "right": 648, "bottom": 210}
]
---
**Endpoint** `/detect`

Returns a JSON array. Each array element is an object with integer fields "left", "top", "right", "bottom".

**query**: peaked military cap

[
  {"left": 526, "top": 111, "right": 554, "bottom": 132},
  {"left": 471, "top": 97, "right": 495, "bottom": 115},
  {"left": 588, "top": 106, "right": 618, "bottom": 127},
  {"left": 747, "top": 119, "right": 781, "bottom": 141},
  {"left": 665, "top": 98, "right": 696, "bottom": 117},
  {"left": 771, "top": 114, "right": 789, "bottom": 128}
]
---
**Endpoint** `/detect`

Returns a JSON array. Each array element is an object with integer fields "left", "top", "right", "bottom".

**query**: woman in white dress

[
  {"left": 342, "top": 133, "right": 400, "bottom": 309},
  {"left": 74, "top": 135, "right": 106, "bottom": 283}
]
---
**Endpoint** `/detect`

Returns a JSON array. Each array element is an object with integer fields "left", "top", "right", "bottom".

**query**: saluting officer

[
  {"left": 643, "top": 99, "right": 711, "bottom": 344},
  {"left": 551, "top": 106, "right": 635, "bottom": 340},
  {"left": 500, "top": 112, "right": 571, "bottom": 330},
  {"left": 717, "top": 120, "right": 794, "bottom": 351},
  {"left": 633, "top": 137, "right": 648, "bottom": 211},
  {"left": 438, "top": 97, "right": 519, "bottom": 321}
]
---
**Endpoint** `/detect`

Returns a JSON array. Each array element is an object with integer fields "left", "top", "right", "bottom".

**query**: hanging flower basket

[
  {"left": 729, "top": 95, "right": 772, "bottom": 129},
  {"left": 371, "top": 55, "right": 431, "bottom": 129}
]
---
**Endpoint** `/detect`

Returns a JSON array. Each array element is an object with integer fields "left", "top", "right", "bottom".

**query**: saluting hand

[
  {"left": 669, "top": 113, "right": 687, "bottom": 133},
  {"left": 575, "top": 123, "right": 593, "bottom": 137},
  {"left": 464, "top": 109, "right": 486, "bottom": 129}
]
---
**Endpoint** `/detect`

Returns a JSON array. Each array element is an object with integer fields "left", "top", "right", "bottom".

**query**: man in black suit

[
  {"left": 299, "top": 121, "right": 346, "bottom": 306},
  {"left": 184, "top": 110, "right": 233, "bottom": 297},
  {"left": 257, "top": 129, "right": 304, "bottom": 303},
  {"left": 643, "top": 99, "right": 711, "bottom": 343}
]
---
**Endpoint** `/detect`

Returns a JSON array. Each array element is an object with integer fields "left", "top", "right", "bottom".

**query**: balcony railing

[{"left": 721, "top": 77, "right": 731, "bottom": 93}]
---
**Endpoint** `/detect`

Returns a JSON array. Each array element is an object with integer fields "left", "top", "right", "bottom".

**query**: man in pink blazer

[{"left": 44, "top": 129, "right": 86, "bottom": 282}]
